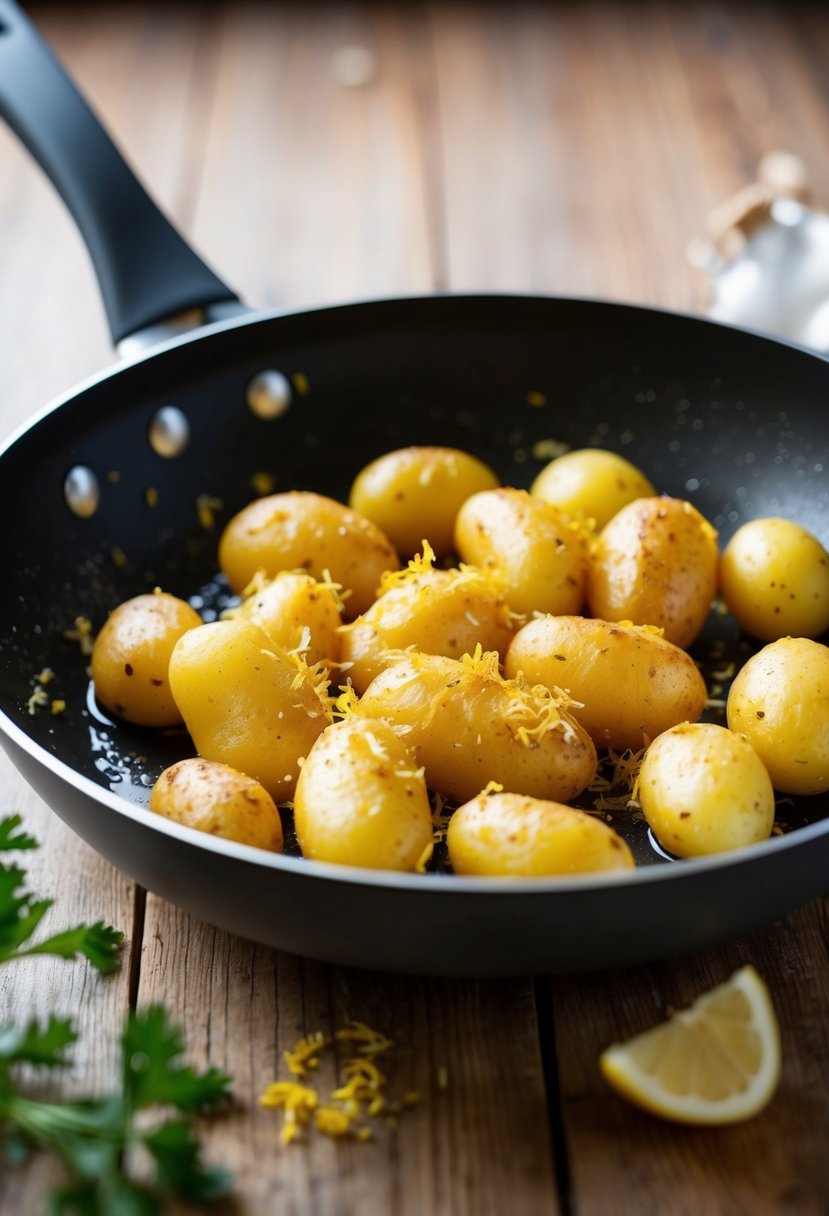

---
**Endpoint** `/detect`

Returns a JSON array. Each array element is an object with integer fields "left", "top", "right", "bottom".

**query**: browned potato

[
  {"left": 356, "top": 650, "right": 597, "bottom": 805},
  {"left": 168, "top": 619, "right": 332, "bottom": 801},
  {"left": 91, "top": 592, "right": 201, "bottom": 727},
  {"left": 218, "top": 491, "right": 399, "bottom": 616},
  {"left": 235, "top": 570, "right": 342, "bottom": 666},
  {"left": 587, "top": 496, "right": 719, "bottom": 648},
  {"left": 454, "top": 487, "right": 589, "bottom": 616},
  {"left": 340, "top": 557, "right": 516, "bottom": 693},
  {"left": 505, "top": 615, "right": 708, "bottom": 751},
  {"left": 349, "top": 445, "right": 499, "bottom": 556},
  {"left": 447, "top": 790, "right": 635, "bottom": 876},
  {"left": 150, "top": 758, "right": 283, "bottom": 851},
  {"left": 294, "top": 717, "right": 433, "bottom": 871}
]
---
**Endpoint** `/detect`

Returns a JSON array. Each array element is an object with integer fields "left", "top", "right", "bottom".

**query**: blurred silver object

[{"left": 688, "top": 152, "right": 829, "bottom": 353}]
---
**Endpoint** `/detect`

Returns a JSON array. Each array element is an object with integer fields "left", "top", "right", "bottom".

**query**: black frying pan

[{"left": 0, "top": 1, "right": 827, "bottom": 976}]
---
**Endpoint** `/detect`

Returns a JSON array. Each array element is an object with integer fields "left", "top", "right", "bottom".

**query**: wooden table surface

[{"left": 1, "top": 3, "right": 828, "bottom": 1212}]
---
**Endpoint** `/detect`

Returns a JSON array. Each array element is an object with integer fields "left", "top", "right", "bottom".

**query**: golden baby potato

[
  {"left": 235, "top": 570, "right": 342, "bottom": 667},
  {"left": 454, "top": 487, "right": 589, "bottom": 616},
  {"left": 294, "top": 717, "right": 433, "bottom": 871},
  {"left": 218, "top": 491, "right": 399, "bottom": 616},
  {"left": 719, "top": 517, "right": 829, "bottom": 641},
  {"left": 587, "top": 496, "right": 719, "bottom": 648},
  {"left": 168, "top": 619, "right": 332, "bottom": 802},
  {"left": 91, "top": 592, "right": 201, "bottom": 727},
  {"left": 150, "top": 758, "right": 283, "bottom": 852},
  {"left": 447, "top": 790, "right": 634, "bottom": 877},
  {"left": 357, "top": 650, "right": 597, "bottom": 805},
  {"left": 505, "top": 615, "right": 708, "bottom": 751},
  {"left": 727, "top": 637, "right": 829, "bottom": 795},
  {"left": 530, "top": 448, "right": 654, "bottom": 531},
  {"left": 349, "top": 445, "right": 499, "bottom": 557},
  {"left": 340, "top": 558, "right": 516, "bottom": 693},
  {"left": 638, "top": 722, "right": 775, "bottom": 857}
]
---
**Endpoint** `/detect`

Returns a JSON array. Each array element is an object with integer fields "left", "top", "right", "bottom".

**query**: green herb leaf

[
  {"left": 122, "top": 1006, "right": 231, "bottom": 1114},
  {"left": 142, "top": 1118, "right": 232, "bottom": 1202},
  {"left": 0, "top": 1016, "right": 77, "bottom": 1066},
  {"left": 21, "top": 921, "right": 124, "bottom": 974},
  {"left": 0, "top": 815, "right": 39, "bottom": 852},
  {"left": 48, "top": 1176, "right": 161, "bottom": 1216}
]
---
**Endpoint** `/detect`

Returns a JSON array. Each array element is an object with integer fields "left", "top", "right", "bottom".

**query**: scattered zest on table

[
  {"left": 599, "top": 964, "right": 781, "bottom": 1125},
  {"left": 260, "top": 1019, "right": 420, "bottom": 1144}
]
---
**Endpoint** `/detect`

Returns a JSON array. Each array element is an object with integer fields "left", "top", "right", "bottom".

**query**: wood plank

[
  {"left": 145, "top": 908, "right": 557, "bottom": 1216},
  {"left": 552, "top": 902, "right": 829, "bottom": 1215},
  {"left": 190, "top": 1, "right": 438, "bottom": 310}
]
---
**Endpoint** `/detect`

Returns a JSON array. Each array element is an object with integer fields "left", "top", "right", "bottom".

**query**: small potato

[
  {"left": 349, "top": 446, "right": 499, "bottom": 557},
  {"left": 530, "top": 448, "right": 654, "bottom": 531},
  {"left": 505, "top": 616, "right": 707, "bottom": 751},
  {"left": 218, "top": 491, "right": 399, "bottom": 616},
  {"left": 168, "top": 619, "right": 332, "bottom": 801},
  {"left": 91, "top": 592, "right": 201, "bottom": 727},
  {"left": 454, "top": 487, "right": 589, "bottom": 616},
  {"left": 357, "top": 650, "right": 597, "bottom": 805},
  {"left": 150, "top": 758, "right": 282, "bottom": 852},
  {"left": 447, "top": 791, "right": 634, "bottom": 876},
  {"left": 727, "top": 637, "right": 829, "bottom": 795},
  {"left": 236, "top": 571, "right": 342, "bottom": 666},
  {"left": 638, "top": 722, "right": 775, "bottom": 857},
  {"left": 587, "top": 496, "right": 719, "bottom": 648},
  {"left": 294, "top": 717, "right": 433, "bottom": 871},
  {"left": 340, "top": 559, "right": 516, "bottom": 693},
  {"left": 719, "top": 517, "right": 829, "bottom": 641}
]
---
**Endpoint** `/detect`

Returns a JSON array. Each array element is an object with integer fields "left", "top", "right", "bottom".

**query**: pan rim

[
  {"left": 2, "top": 290, "right": 828, "bottom": 458},
  {"left": 2, "top": 704, "right": 827, "bottom": 895},
  {"left": 2, "top": 291, "right": 828, "bottom": 898}
]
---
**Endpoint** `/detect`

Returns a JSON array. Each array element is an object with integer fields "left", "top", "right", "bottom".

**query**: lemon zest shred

[
  {"left": 334, "top": 684, "right": 360, "bottom": 718},
  {"left": 415, "top": 840, "right": 434, "bottom": 874},
  {"left": 283, "top": 1031, "right": 330, "bottom": 1078},
  {"left": 196, "top": 494, "right": 224, "bottom": 530},
  {"left": 335, "top": 1021, "right": 394, "bottom": 1057},
  {"left": 63, "top": 616, "right": 95, "bottom": 656}
]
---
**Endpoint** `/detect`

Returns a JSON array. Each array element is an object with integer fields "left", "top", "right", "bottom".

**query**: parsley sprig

[
  {"left": 0, "top": 815, "right": 233, "bottom": 1212},
  {"left": 0, "top": 814, "right": 122, "bottom": 971}
]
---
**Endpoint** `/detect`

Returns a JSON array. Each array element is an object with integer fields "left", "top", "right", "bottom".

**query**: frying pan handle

[{"left": 0, "top": 1, "right": 241, "bottom": 347}]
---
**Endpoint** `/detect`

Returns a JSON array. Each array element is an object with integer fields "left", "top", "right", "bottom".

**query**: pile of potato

[{"left": 90, "top": 445, "right": 829, "bottom": 877}]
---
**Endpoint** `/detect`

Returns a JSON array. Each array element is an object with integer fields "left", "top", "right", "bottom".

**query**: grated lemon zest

[
  {"left": 283, "top": 1031, "right": 330, "bottom": 1078},
  {"left": 589, "top": 746, "right": 646, "bottom": 810},
  {"left": 335, "top": 684, "right": 360, "bottom": 718},
  {"left": 378, "top": 541, "right": 437, "bottom": 595},
  {"left": 64, "top": 616, "right": 95, "bottom": 656},
  {"left": 196, "top": 494, "right": 223, "bottom": 529},
  {"left": 415, "top": 840, "right": 434, "bottom": 873}
]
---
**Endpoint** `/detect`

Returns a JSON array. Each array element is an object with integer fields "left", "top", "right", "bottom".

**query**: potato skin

[
  {"left": 357, "top": 652, "right": 597, "bottom": 805},
  {"left": 340, "top": 565, "right": 516, "bottom": 694},
  {"left": 454, "top": 487, "right": 588, "bottom": 616},
  {"left": 447, "top": 791, "right": 634, "bottom": 877},
  {"left": 218, "top": 491, "right": 399, "bottom": 616},
  {"left": 727, "top": 637, "right": 829, "bottom": 795},
  {"left": 168, "top": 619, "right": 332, "bottom": 802},
  {"left": 587, "top": 496, "right": 719, "bottom": 648},
  {"left": 638, "top": 722, "right": 775, "bottom": 857},
  {"left": 530, "top": 448, "right": 654, "bottom": 531},
  {"left": 236, "top": 571, "right": 342, "bottom": 666},
  {"left": 150, "top": 758, "right": 283, "bottom": 851},
  {"left": 505, "top": 615, "right": 707, "bottom": 751},
  {"left": 719, "top": 517, "right": 829, "bottom": 642},
  {"left": 294, "top": 717, "right": 433, "bottom": 871},
  {"left": 349, "top": 445, "right": 499, "bottom": 557},
  {"left": 91, "top": 592, "right": 201, "bottom": 727}
]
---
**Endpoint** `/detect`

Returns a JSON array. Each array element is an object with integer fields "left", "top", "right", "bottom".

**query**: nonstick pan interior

[{"left": 1, "top": 294, "right": 828, "bottom": 971}]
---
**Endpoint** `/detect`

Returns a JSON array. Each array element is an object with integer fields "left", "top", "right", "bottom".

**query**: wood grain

[{"left": 1, "top": 2, "right": 828, "bottom": 1212}]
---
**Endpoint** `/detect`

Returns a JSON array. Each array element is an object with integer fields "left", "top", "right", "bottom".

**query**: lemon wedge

[{"left": 600, "top": 965, "right": 781, "bottom": 1124}]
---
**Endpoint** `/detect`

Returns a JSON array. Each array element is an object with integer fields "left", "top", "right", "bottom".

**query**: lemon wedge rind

[{"left": 599, "top": 964, "right": 781, "bottom": 1126}]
